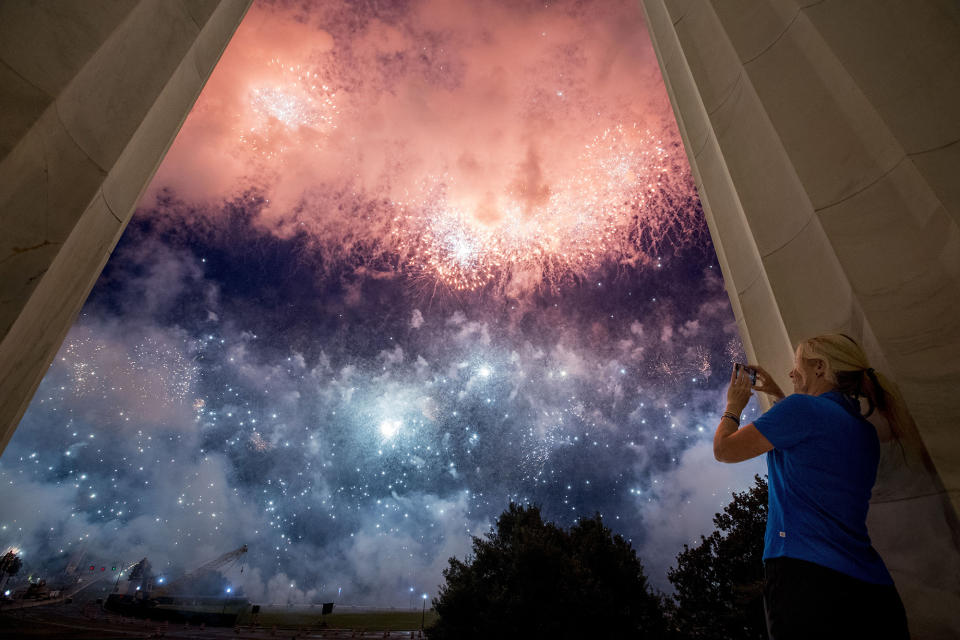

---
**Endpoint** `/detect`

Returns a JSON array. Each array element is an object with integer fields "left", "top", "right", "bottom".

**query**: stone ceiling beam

[{"left": 0, "top": 0, "right": 254, "bottom": 454}]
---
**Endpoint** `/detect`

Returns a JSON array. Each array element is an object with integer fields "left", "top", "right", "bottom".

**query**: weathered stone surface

[
  {"left": 695, "top": 142, "right": 763, "bottom": 294},
  {"left": 57, "top": 1, "right": 201, "bottom": 172},
  {"left": 0, "top": 61, "right": 52, "bottom": 159},
  {"left": 0, "top": 1, "right": 137, "bottom": 98},
  {"left": 867, "top": 491, "right": 960, "bottom": 639},
  {"left": 737, "top": 273, "right": 792, "bottom": 394},
  {"left": 912, "top": 141, "right": 960, "bottom": 227},
  {"left": 743, "top": 14, "right": 903, "bottom": 211},
  {"left": 0, "top": 108, "right": 107, "bottom": 335},
  {"left": 708, "top": 73, "right": 812, "bottom": 257},
  {"left": 803, "top": 0, "right": 960, "bottom": 155},
  {"left": 182, "top": 0, "right": 223, "bottom": 30},
  {"left": 711, "top": 0, "right": 797, "bottom": 65},
  {"left": 673, "top": 1, "right": 740, "bottom": 114}
]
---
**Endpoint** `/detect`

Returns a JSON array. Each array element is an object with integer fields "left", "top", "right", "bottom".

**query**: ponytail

[{"left": 799, "top": 334, "right": 913, "bottom": 460}]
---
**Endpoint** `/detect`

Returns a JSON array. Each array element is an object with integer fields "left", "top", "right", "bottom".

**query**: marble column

[
  {"left": 640, "top": 0, "right": 960, "bottom": 636},
  {"left": 0, "top": 1, "right": 253, "bottom": 452}
]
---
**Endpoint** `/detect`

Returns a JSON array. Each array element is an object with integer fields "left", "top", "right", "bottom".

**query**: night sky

[{"left": 0, "top": 0, "right": 764, "bottom": 605}]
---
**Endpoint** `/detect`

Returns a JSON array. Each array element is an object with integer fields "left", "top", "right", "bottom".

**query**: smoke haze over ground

[{"left": 0, "top": 0, "right": 764, "bottom": 604}]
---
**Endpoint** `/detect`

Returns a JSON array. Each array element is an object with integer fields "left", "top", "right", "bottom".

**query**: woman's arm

[
  {"left": 714, "top": 422, "right": 774, "bottom": 463},
  {"left": 714, "top": 364, "right": 774, "bottom": 463}
]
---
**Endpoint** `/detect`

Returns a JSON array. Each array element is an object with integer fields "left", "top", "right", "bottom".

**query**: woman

[{"left": 712, "top": 333, "right": 909, "bottom": 639}]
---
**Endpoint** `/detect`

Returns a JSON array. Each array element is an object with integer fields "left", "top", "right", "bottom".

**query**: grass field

[{"left": 242, "top": 608, "right": 439, "bottom": 631}]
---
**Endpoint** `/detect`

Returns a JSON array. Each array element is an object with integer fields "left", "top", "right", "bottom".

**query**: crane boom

[{"left": 151, "top": 544, "right": 247, "bottom": 597}]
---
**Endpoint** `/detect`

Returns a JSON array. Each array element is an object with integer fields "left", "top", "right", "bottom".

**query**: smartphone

[{"left": 734, "top": 363, "right": 757, "bottom": 385}]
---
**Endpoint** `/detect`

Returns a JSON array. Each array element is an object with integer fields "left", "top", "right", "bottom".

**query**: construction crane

[
  {"left": 122, "top": 557, "right": 153, "bottom": 597},
  {"left": 150, "top": 545, "right": 247, "bottom": 598}
]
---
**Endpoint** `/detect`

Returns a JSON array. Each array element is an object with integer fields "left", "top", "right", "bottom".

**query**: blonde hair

[{"left": 797, "top": 334, "right": 912, "bottom": 453}]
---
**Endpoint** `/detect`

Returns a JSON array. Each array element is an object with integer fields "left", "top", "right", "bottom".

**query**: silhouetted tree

[
  {"left": 428, "top": 503, "right": 667, "bottom": 639},
  {"left": 668, "top": 475, "right": 768, "bottom": 640},
  {"left": 0, "top": 550, "right": 22, "bottom": 593}
]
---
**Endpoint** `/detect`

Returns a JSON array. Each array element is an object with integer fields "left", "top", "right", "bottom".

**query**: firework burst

[
  {"left": 249, "top": 431, "right": 271, "bottom": 452},
  {"left": 61, "top": 335, "right": 197, "bottom": 405},
  {"left": 390, "top": 124, "right": 698, "bottom": 294},
  {"left": 238, "top": 58, "right": 339, "bottom": 161}
]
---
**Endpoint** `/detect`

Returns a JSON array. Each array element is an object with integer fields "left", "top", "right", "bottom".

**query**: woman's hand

[
  {"left": 750, "top": 364, "right": 785, "bottom": 401},
  {"left": 726, "top": 365, "right": 753, "bottom": 415}
]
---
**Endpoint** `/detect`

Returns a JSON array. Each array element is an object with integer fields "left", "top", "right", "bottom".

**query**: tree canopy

[
  {"left": 428, "top": 504, "right": 667, "bottom": 639},
  {"left": 428, "top": 476, "right": 769, "bottom": 639},
  {"left": 0, "top": 551, "right": 22, "bottom": 579},
  {"left": 667, "top": 474, "right": 768, "bottom": 639}
]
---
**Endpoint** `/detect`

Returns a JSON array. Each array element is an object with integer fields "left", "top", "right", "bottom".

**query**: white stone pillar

[
  {"left": 0, "top": 1, "right": 253, "bottom": 452},
  {"left": 640, "top": 0, "right": 960, "bottom": 636}
]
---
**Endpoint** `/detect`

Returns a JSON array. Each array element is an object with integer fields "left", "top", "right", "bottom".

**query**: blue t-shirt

[{"left": 753, "top": 391, "right": 893, "bottom": 584}]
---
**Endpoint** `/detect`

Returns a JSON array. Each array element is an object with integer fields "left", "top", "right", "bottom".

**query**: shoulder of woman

[
  {"left": 773, "top": 393, "right": 816, "bottom": 409},
  {"left": 765, "top": 393, "right": 821, "bottom": 420}
]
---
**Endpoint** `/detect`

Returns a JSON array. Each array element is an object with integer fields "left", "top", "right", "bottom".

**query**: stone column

[
  {"left": 640, "top": 0, "right": 960, "bottom": 636},
  {"left": 0, "top": 1, "right": 252, "bottom": 453}
]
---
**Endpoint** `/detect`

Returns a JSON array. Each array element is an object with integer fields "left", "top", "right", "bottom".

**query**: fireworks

[
  {"left": 250, "top": 431, "right": 271, "bottom": 452},
  {"left": 130, "top": 341, "right": 196, "bottom": 404},
  {"left": 5, "top": 0, "right": 746, "bottom": 610},
  {"left": 390, "top": 124, "right": 697, "bottom": 293},
  {"left": 63, "top": 339, "right": 103, "bottom": 397},
  {"left": 379, "top": 420, "right": 401, "bottom": 439},
  {"left": 725, "top": 338, "right": 746, "bottom": 364},
  {"left": 520, "top": 420, "right": 572, "bottom": 479},
  {"left": 238, "top": 58, "right": 339, "bottom": 161},
  {"left": 693, "top": 345, "right": 712, "bottom": 380},
  {"left": 60, "top": 334, "right": 197, "bottom": 409}
]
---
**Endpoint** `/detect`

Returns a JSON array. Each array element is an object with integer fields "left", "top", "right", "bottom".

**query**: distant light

[
  {"left": 136, "top": 586, "right": 141, "bottom": 591},
  {"left": 157, "top": 577, "right": 165, "bottom": 584},
  {"left": 478, "top": 365, "right": 492, "bottom": 378},
  {"left": 225, "top": 587, "right": 232, "bottom": 594},
  {"left": 379, "top": 420, "right": 400, "bottom": 439},
  {"left": 422, "top": 593, "right": 428, "bottom": 599},
  {"left": 4, "top": 590, "right": 10, "bottom": 596}
]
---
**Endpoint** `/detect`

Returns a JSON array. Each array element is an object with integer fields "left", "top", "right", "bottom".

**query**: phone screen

[{"left": 735, "top": 363, "right": 757, "bottom": 385}]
